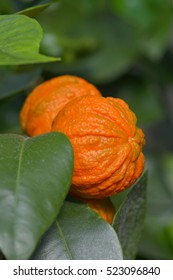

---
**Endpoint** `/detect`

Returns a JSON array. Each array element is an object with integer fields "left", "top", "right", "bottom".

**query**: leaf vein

[
  {"left": 55, "top": 220, "right": 74, "bottom": 260},
  {"left": 15, "top": 140, "right": 26, "bottom": 194}
]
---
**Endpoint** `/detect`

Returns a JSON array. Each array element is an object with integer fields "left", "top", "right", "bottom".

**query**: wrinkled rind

[
  {"left": 52, "top": 95, "right": 145, "bottom": 199},
  {"left": 20, "top": 75, "right": 101, "bottom": 136}
]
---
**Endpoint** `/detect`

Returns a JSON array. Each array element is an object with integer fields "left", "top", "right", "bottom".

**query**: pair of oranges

[{"left": 20, "top": 75, "right": 145, "bottom": 224}]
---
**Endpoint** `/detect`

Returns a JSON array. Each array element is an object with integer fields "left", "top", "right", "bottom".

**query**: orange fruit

[
  {"left": 51, "top": 95, "right": 145, "bottom": 199},
  {"left": 20, "top": 75, "right": 101, "bottom": 136},
  {"left": 83, "top": 197, "right": 115, "bottom": 224}
]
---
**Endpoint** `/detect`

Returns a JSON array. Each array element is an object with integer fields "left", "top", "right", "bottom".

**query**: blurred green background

[{"left": 1, "top": 0, "right": 173, "bottom": 259}]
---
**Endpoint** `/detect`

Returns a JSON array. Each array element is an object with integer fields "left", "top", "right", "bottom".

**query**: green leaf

[
  {"left": 113, "top": 172, "right": 147, "bottom": 260},
  {"left": 139, "top": 155, "right": 173, "bottom": 259},
  {"left": 0, "top": 15, "right": 59, "bottom": 65},
  {"left": 0, "top": 132, "right": 73, "bottom": 259},
  {"left": 17, "top": 4, "right": 51, "bottom": 18},
  {"left": 32, "top": 201, "right": 123, "bottom": 260}
]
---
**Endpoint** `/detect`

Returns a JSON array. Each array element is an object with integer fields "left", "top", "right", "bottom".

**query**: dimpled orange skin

[
  {"left": 20, "top": 75, "right": 101, "bottom": 136},
  {"left": 83, "top": 198, "right": 115, "bottom": 224},
  {"left": 51, "top": 95, "right": 145, "bottom": 199}
]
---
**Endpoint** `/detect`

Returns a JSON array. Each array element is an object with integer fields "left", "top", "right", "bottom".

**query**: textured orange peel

[
  {"left": 20, "top": 75, "right": 145, "bottom": 200},
  {"left": 51, "top": 95, "right": 145, "bottom": 199},
  {"left": 20, "top": 75, "right": 101, "bottom": 136}
]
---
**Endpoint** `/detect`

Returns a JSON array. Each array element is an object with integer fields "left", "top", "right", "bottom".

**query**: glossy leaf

[
  {"left": 113, "top": 172, "right": 147, "bottom": 260},
  {"left": 0, "top": 132, "right": 73, "bottom": 259},
  {"left": 139, "top": 155, "right": 173, "bottom": 259},
  {"left": 0, "top": 15, "right": 59, "bottom": 65},
  {"left": 32, "top": 201, "right": 123, "bottom": 260}
]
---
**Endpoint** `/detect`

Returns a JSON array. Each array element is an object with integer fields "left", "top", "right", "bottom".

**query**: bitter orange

[
  {"left": 51, "top": 95, "right": 145, "bottom": 199},
  {"left": 83, "top": 197, "right": 115, "bottom": 224},
  {"left": 20, "top": 75, "right": 101, "bottom": 136}
]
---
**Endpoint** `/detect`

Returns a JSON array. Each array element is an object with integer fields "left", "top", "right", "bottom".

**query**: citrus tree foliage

[{"left": 1, "top": 0, "right": 173, "bottom": 260}]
